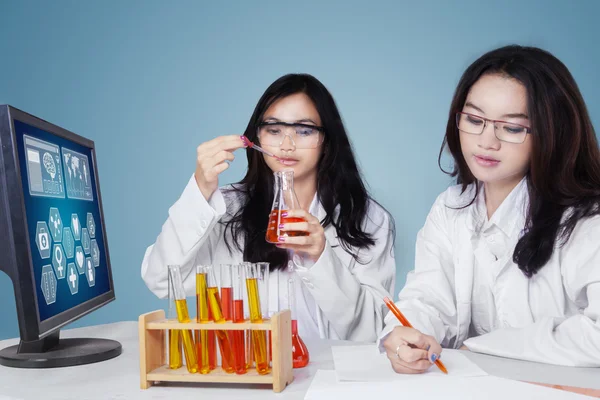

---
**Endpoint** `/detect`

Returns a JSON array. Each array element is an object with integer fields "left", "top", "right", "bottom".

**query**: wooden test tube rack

[{"left": 138, "top": 309, "right": 294, "bottom": 393}]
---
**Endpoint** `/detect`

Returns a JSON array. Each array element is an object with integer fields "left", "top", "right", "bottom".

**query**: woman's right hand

[
  {"left": 382, "top": 326, "right": 443, "bottom": 374},
  {"left": 195, "top": 135, "right": 246, "bottom": 200}
]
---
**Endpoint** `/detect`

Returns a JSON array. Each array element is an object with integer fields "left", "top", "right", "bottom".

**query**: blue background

[
  {"left": 14, "top": 120, "right": 111, "bottom": 323},
  {"left": 0, "top": 0, "right": 599, "bottom": 339}
]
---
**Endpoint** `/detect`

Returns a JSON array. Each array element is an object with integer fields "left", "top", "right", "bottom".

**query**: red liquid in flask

[
  {"left": 266, "top": 209, "right": 308, "bottom": 243},
  {"left": 291, "top": 320, "right": 309, "bottom": 368}
]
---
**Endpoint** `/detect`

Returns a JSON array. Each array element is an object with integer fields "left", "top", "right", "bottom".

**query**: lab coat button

[
  {"left": 200, "top": 220, "right": 209, "bottom": 229},
  {"left": 293, "top": 254, "right": 302, "bottom": 265},
  {"left": 306, "top": 282, "right": 314, "bottom": 289}
]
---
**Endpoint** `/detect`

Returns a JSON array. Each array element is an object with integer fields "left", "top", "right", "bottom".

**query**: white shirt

[
  {"left": 141, "top": 175, "right": 395, "bottom": 341},
  {"left": 380, "top": 179, "right": 600, "bottom": 367},
  {"left": 469, "top": 179, "right": 527, "bottom": 335}
]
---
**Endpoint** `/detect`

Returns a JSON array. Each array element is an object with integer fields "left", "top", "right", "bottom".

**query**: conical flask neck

[
  {"left": 277, "top": 170, "right": 294, "bottom": 191},
  {"left": 273, "top": 170, "right": 299, "bottom": 210}
]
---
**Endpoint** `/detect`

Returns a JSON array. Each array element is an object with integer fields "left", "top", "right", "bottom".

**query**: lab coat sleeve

[
  {"left": 140, "top": 175, "right": 227, "bottom": 299},
  {"left": 380, "top": 193, "right": 458, "bottom": 349},
  {"left": 464, "top": 216, "right": 600, "bottom": 367},
  {"left": 294, "top": 205, "right": 396, "bottom": 342}
]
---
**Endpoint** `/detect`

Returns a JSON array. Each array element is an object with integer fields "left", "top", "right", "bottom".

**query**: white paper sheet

[
  {"left": 305, "top": 370, "right": 590, "bottom": 400},
  {"left": 332, "top": 345, "right": 487, "bottom": 381}
]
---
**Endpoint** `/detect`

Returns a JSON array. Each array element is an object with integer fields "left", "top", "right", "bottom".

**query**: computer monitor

[{"left": 0, "top": 105, "right": 121, "bottom": 368}]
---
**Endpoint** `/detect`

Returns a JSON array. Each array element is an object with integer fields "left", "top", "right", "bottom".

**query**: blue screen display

[{"left": 14, "top": 119, "right": 111, "bottom": 322}]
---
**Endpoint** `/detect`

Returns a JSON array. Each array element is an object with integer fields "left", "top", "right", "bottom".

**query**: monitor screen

[{"left": 13, "top": 119, "right": 111, "bottom": 323}]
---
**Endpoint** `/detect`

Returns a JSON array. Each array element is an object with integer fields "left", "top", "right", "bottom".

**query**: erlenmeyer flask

[
  {"left": 266, "top": 170, "right": 309, "bottom": 243},
  {"left": 288, "top": 278, "right": 309, "bottom": 368}
]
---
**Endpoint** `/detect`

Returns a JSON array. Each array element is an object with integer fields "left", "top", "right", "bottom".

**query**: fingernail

[
  {"left": 278, "top": 236, "right": 285, "bottom": 242},
  {"left": 276, "top": 244, "right": 283, "bottom": 247},
  {"left": 430, "top": 353, "right": 438, "bottom": 363},
  {"left": 279, "top": 224, "right": 285, "bottom": 229},
  {"left": 426, "top": 345, "right": 431, "bottom": 351},
  {"left": 240, "top": 136, "right": 248, "bottom": 146},
  {"left": 281, "top": 212, "right": 288, "bottom": 217}
]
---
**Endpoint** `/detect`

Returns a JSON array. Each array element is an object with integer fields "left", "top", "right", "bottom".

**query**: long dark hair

[
  {"left": 224, "top": 73, "right": 385, "bottom": 270},
  {"left": 439, "top": 45, "right": 600, "bottom": 277}
]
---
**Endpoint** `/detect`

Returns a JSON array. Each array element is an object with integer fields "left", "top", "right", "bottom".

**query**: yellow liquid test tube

[
  {"left": 245, "top": 276, "right": 270, "bottom": 375},
  {"left": 168, "top": 265, "right": 198, "bottom": 374},
  {"left": 174, "top": 299, "right": 199, "bottom": 373},
  {"left": 168, "top": 330, "right": 182, "bottom": 369},
  {"left": 207, "top": 284, "right": 235, "bottom": 373},
  {"left": 196, "top": 269, "right": 215, "bottom": 374}
]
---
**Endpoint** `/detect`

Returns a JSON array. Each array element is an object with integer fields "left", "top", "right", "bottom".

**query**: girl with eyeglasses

[
  {"left": 381, "top": 45, "right": 600, "bottom": 372},
  {"left": 142, "top": 73, "right": 395, "bottom": 341}
]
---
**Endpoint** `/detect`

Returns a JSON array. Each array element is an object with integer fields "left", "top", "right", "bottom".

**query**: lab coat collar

[{"left": 469, "top": 177, "right": 529, "bottom": 239}]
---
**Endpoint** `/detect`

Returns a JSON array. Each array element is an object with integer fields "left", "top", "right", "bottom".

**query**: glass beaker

[
  {"left": 266, "top": 170, "right": 309, "bottom": 243},
  {"left": 167, "top": 265, "right": 198, "bottom": 373},
  {"left": 288, "top": 277, "right": 310, "bottom": 368}
]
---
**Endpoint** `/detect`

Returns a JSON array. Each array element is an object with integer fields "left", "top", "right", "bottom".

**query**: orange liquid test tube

[
  {"left": 230, "top": 264, "right": 248, "bottom": 374},
  {"left": 220, "top": 265, "right": 235, "bottom": 373},
  {"left": 205, "top": 266, "right": 234, "bottom": 373},
  {"left": 206, "top": 287, "right": 235, "bottom": 373},
  {"left": 207, "top": 307, "right": 217, "bottom": 370}
]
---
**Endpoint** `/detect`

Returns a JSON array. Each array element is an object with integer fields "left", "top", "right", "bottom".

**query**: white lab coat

[
  {"left": 381, "top": 179, "right": 600, "bottom": 367},
  {"left": 141, "top": 175, "right": 395, "bottom": 342}
]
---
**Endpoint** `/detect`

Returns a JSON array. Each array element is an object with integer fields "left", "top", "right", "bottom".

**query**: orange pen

[{"left": 383, "top": 296, "right": 448, "bottom": 374}]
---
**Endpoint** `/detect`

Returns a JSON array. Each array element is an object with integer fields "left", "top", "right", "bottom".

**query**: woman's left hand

[{"left": 276, "top": 209, "right": 326, "bottom": 261}]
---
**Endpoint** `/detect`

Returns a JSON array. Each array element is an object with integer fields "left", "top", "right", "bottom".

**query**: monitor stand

[{"left": 0, "top": 330, "right": 122, "bottom": 368}]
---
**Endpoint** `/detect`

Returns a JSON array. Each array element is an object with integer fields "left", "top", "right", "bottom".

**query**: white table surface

[{"left": 0, "top": 321, "right": 598, "bottom": 400}]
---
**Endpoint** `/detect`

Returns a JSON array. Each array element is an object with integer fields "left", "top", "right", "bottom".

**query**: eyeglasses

[
  {"left": 456, "top": 112, "right": 532, "bottom": 144},
  {"left": 257, "top": 122, "right": 324, "bottom": 149}
]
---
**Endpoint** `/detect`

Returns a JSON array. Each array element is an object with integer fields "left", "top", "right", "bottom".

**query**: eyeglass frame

[
  {"left": 455, "top": 111, "right": 532, "bottom": 144},
  {"left": 256, "top": 121, "right": 325, "bottom": 149}
]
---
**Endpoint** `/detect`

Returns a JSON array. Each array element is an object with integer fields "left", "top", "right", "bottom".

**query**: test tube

[
  {"left": 256, "top": 262, "right": 270, "bottom": 320},
  {"left": 220, "top": 264, "right": 233, "bottom": 321},
  {"left": 206, "top": 266, "right": 235, "bottom": 373},
  {"left": 241, "top": 262, "right": 254, "bottom": 370},
  {"left": 167, "top": 269, "right": 182, "bottom": 369},
  {"left": 245, "top": 262, "right": 270, "bottom": 375},
  {"left": 231, "top": 264, "right": 248, "bottom": 374},
  {"left": 256, "top": 262, "right": 273, "bottom": 365},
  {"left": 196, "top": 264, "right": 216, "bottom": 374},
  {"left": 220, "top": 264, "right": 236, "bottom": 371},
  {"left": 167, "top": 265, "right": 198, "bottom": 373},
  {"left": 168, "top": 331, "right": 183, "bottom": 369}
]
